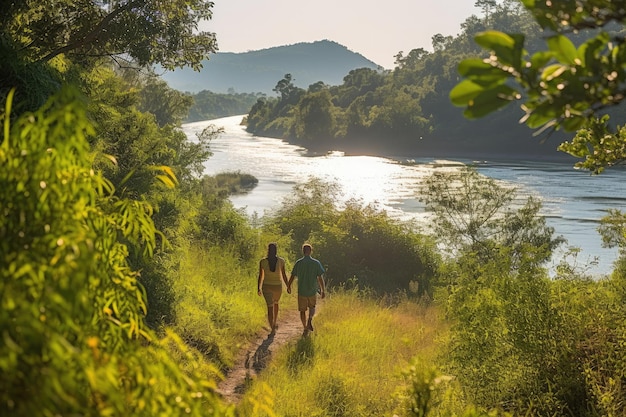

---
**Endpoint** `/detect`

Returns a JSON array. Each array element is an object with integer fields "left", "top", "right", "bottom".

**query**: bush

[
  {"left": 317, "top": 201, "right": 440, "bottom": 295},
  {"left": 269, "top": 179, "right": 440, "bottom": 296},
  {"left": 0, "top": 88, "right": 228, "bottom": 416}
]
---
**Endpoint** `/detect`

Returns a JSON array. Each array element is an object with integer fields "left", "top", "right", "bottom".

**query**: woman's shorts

[{"left": 262, "top": 284, "right": 282, "bottom": 306}]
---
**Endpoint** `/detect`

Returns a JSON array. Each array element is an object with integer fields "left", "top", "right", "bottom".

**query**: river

[{"left": 183, "top": 115, "right": 626, "bottom": 278}]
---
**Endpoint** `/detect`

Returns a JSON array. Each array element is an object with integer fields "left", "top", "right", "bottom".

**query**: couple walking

[{"left": 257, "top": 242, "right": 325, "bottom": 334}]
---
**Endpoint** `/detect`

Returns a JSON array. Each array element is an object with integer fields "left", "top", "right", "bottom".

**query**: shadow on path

[
  {"left": 216, "top": 308, "right": 305, "bottom": 403},
  {"left": 247, "top": 332, "right": 275, "bottom": 373}
]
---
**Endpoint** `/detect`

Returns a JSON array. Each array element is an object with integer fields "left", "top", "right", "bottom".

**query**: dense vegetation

[
  {"left": 0, "top": 0, "right": 236, "bottom": 414},
  {"left": 186, "top": 90, "right": 264, "bottom": 123},
  {"left": 244, "top": 1, "right": 580, "bottom": 160},
  {"left": 3, "top": 0, "right": 626, "bottom": 416}
]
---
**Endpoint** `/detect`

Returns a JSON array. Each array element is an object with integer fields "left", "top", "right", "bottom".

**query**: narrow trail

[{"left": 216, "top": 308, "right": 306, "bottom": 404}]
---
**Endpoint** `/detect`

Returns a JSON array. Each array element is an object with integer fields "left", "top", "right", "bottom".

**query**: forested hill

[
  {"left": 244, "top": 5, "right": 579, "bottom": 162},
  {"left": 160, "top": 40, "right": 381, "bottom": 95}
]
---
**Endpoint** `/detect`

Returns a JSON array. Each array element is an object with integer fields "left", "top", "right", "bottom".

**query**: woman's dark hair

[{"left": 267, "top": 243, "right": 278, "bottom": 272}]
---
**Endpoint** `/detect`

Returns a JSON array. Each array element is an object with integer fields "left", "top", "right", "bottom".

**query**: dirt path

[{"left": 216, "top": 308, "right": 306, "bottom": 404}]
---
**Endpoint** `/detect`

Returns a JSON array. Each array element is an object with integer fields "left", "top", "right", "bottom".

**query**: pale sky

[{"left": 201, "top": 1, "right": 481, "bottom": 70}]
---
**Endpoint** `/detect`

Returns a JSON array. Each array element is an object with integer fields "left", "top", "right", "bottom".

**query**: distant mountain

[{"left": 159, "top": 40, "right": 383, "bottom": 95}]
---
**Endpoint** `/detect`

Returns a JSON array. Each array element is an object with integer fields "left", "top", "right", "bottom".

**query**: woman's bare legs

[{"left": 273, "top": 302, "right": 279, "bottom": 330}]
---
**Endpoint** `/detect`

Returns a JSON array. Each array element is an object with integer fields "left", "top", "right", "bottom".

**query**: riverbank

[{"left": 185, "top": 115, "right": 624, "bottom": 278}]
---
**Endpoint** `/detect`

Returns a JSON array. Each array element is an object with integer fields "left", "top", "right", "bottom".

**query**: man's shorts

[
  {"left": 298, "top": 295, "right": 317, "bottom": 311},
  {"left": 262, "top": 284, "right": 282, "bottom": 306}
]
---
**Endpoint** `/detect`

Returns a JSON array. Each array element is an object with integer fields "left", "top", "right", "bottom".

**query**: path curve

[{"left": 216, "top": 308, "right": 306, "bottom": 404}]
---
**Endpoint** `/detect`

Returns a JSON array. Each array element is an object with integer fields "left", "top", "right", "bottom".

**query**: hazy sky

[{"left": 201, "top": 1, "right": 480, "bottom": 69}]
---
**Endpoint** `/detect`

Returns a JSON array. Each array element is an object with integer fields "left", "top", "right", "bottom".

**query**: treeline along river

[{"left": 183, "top": 115, "right": 626, "bottom": 278}]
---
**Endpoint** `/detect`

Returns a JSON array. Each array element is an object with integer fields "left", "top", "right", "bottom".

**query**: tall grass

[
  {"left": 170, "top": 230, "right": 296, "bottom": 371},
  {"left": 237, "top": 288, "right": 444, "bottom": 416},
  {"left": 171, "top": 242, "right": 265, "bottom": 371}
]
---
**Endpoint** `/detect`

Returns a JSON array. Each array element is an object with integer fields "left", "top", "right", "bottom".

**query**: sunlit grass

[
  {"left": 170, "top": 234, "right": 298, "bottom": 371},
  {"left": 237, "top": 288, "right": 446, "bottom": 416},
  {"left": 172, "top": 243, "right": 266, "bottom": 370}
]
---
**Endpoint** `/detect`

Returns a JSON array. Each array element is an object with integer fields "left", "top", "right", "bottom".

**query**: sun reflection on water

[{"left": 183, "top": 115, "right": 626, "bottom": 277}]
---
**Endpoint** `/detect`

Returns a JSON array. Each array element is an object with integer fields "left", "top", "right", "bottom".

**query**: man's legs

[
  {"left": 300, "top": 310, "right": 307, "bottom": 330},
  {"left": 307, "top": 306, "right": 316, "bottom": 331},
  {"left": 298, "top": 295, "right": 308, "bottom": 330},
  {"left": 298, "top": 295, "right": 317, "bottom": 332}
]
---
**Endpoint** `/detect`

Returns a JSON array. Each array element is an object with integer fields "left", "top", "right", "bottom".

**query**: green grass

[
  {"left": 215, "top": 171, "right": 259, "bottom": 194},
  {"left": 171, "top": 243, "right": 266, "bottom": 371},
  {"left": 237, "top": 289, "right": 445, "bottom": 416}
]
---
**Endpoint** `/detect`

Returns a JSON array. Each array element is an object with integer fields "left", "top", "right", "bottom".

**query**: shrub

[
  {"left": 269, "top": 179, "right": 441, "bottom": 296},
  {"left": 308, "top": 201, "right": 439, "bottom": 295},
  {"left": 0, "top": 88, "right": 228, "bottom": 416}
]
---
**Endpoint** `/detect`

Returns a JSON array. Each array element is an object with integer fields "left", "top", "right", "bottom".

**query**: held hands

[{"left": 287, "top": 284, "right": 292, "bottom": 294}]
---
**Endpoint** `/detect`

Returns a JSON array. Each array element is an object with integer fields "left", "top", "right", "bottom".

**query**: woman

[{"left": 257, "top": 243, "right": 289, "bottom": 332}]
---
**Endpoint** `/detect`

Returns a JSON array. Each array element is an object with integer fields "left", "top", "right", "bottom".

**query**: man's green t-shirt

[{"left": 291, "top": 255, "right": 325, "bottom": 297}]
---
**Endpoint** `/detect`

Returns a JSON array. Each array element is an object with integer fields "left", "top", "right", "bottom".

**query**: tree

[
  {"left": 269, "top": 178, "right": 341, "bottom": 255},
  {"left": 475, "top": 0, "right": 497, "bottom": 24},
  {"left": 450, "top": 0, "right": 626, "bottom": 173},
  {"left": 431, "top": 34, "right": 452, "bottom": 53},
  {"left": 308, "top": 81, "right": 328, "bottom": 93},
  {"left": 1, "top": 0, "right": 217, "bottom": 70},
  {"left": 394, "top": 48, "right": 430, "bottom": 70},
  {"left": 137, "top": 76, "right": 194, "bottom": 127},
  {"left": 294, "top": 90, "right": 336, "bottom": 141},
  {"left": 421, "top": 166, "right": 563, "bottom": 270},
  {"left": 273, "top": 74, "right": 299, "bottom": 102}
]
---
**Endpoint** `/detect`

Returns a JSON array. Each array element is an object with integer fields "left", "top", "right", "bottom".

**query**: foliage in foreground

[
  {"left": 447, "top": 2, "right": 626, "bottom": 413},
  {"left": 451, "top": 0, "right": 626, "bottom": 174},
  {"left": 442, "top": 248, "right": 626, "bottom": 416},
  {"left": 0, "top": 89, "right": 230, "bottom": 416},
  {"left": 1, "top": 0, "right": 217, "bottom": 70}
]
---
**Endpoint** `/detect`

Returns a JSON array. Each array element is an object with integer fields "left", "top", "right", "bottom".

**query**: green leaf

[
  {"left": 524, "top": 104, "right": 558, "bottom": 128},
  {"left": 450, "top": 80, "right": 485, "bottom": 107},
  {"left": 475, "top": 31, "right": 515, "bottom": 50},
  {"left": 546, "top": 35, "right": 579, "bottom": 65},
  {"left": 561, "top": 115, "right": 586, "bottom": 132},
  {"left": 530, "top": 51, "right": 554, "bottom": 70},
  {"left": 3, "top": 88, "right": 16, "bottom": 150},
  {"left": 155, "top": 175, "right": 176, "bottom": 189},
  {"left": 579, "top": 33, "right": 610, "bottom": 71},
  {"left": 474, "top": 31, "right": 525, "bottom": 69},
  {"left": 457, "top": 58, "right": 510, "bottom": 85},
  {"left": 541, "top": 64, "right": 567, "bottom": 81},
  {"left": 149, "top": 165, "right": 179, "bottom": 187},
  {"left": 463, "top": 85, "right": 519, "bottom": 119}
]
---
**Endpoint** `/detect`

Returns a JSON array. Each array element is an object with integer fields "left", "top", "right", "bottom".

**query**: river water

[{"left": 183, "top": 115, "right": 626, "bottom": 278}]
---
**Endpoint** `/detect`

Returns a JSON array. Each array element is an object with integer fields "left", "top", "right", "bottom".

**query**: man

[{"left": 287, "top": 243, "right": 326, "bottom": 333}]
